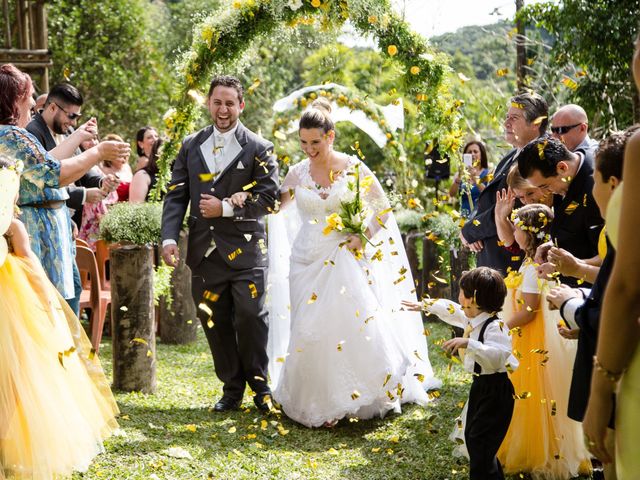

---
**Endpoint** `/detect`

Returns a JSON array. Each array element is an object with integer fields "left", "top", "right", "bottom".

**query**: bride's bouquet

[{"left": 323, "top": 163, "right": 373, "bottom": 252}]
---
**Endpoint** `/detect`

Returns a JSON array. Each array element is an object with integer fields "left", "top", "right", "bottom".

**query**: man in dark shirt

[{"left": 518, "top": 136, "right": 604, "bottom": 287}]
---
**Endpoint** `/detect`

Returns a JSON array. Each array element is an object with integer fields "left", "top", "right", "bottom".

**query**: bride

[{"left": 232, "top": 98, "right": 439, "bottom": 427}]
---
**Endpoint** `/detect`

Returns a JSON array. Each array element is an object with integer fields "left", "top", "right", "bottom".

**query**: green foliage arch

[{"left": 153, "top": 0, "right": 462, "bottom": 200}]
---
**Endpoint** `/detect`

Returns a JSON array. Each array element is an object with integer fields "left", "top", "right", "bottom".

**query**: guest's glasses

[
  {"left": 550, "top": 123, "right": 581, "bottom": 135},
  {"left": 54, "top": 102, "right": 82, "bottom": 120}
]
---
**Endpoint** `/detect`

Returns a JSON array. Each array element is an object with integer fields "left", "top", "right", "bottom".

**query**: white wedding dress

[{"left": 267, "top": 156, "right": 440, "bottom": 428}]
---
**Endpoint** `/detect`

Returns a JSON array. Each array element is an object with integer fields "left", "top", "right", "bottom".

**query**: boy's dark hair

[
  {"left": 510, "top": 91, "right": 549, "bottom": 135},
  {"left": 207, "top": 75, "right": 244, "bottom": 103},
  {"left": 459, "top": 267, "right": 507, "bottom": 313},
  {"left": 45, "top": 83, "right": 83, "bottom": 108},
  {"left": 518, "top": 135, "right": 573, "bottom": 179},
  {"left": 595, "top": 124, "right": 640, "bottom": 181}
]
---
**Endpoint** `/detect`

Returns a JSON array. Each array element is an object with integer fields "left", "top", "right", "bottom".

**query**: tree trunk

[
  {"left": 159, "top": 231, "right": 198, "bottom": 344},
  {"left": 110, "top": 245, "right": 157, "bottom": 393}
]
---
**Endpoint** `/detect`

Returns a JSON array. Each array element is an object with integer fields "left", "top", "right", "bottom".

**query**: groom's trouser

[{"left": 191, "top": 249, "right": 270, "bottom": 400}]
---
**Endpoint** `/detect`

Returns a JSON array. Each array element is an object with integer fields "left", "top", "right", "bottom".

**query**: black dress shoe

[
  {"left": 213, "top": 396, "right": 242, "bottom": 412},
  {"left": 253, "top": 393, "right": 273, "bottom": 412}
]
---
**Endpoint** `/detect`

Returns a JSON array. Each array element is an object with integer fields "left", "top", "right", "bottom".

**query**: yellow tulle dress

[
  {"left": 0, "top": 244, "right": 119, "bottom": 478},
  {"left": 497, "top": 259, "right": 591, "bottom": 479}
]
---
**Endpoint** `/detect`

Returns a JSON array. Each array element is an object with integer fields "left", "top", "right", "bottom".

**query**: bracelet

[{"left": 593, "top": 356, "right": 625, "bottom": 383}]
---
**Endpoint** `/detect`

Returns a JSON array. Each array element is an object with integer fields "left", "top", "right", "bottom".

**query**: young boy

[{"left": 403, "top": 267, "right": 518, "bottom": 480}]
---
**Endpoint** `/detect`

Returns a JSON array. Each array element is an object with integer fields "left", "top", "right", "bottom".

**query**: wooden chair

[
  {"left": 75, "top": 238, "right": 91, "bottom": 249},
  {"left": 94, "top": 239, "right": 111, "bottom": 290},
  {"left": 76, "top": 245, "right": 111, "bottom": 352}
]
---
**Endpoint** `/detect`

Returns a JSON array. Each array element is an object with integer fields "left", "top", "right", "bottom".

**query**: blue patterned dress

[{"left": 0, "top": 125, "right": 75, "bottom": 299}]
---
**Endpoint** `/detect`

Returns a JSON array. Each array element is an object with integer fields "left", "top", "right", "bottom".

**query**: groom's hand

[
  {"left": 162, "top": 244, "right": 179, "bottom": 267},
  {"left": 200, "top": 194, "right": 222, "bottom": 218}
]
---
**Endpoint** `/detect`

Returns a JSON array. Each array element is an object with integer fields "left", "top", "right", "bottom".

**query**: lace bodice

[{"left": 280, "top": 157, "right": 389, "bottom": 264}]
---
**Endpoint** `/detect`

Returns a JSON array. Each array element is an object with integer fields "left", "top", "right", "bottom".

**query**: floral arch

[{"left": 153, "top": 0, "right": 463, "bottom": 200}]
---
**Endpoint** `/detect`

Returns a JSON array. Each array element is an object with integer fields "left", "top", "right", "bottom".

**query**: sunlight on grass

[{"left": 74, "top": 321, "right": 590, "bottom": 480}]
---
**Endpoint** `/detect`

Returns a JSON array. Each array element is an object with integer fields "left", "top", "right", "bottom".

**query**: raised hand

[
  {"left": 96, "top": 140, "right": 130, "bottom": 164},
  {"left": 495, "top": 188, "right": 515, "bottom": 220}
]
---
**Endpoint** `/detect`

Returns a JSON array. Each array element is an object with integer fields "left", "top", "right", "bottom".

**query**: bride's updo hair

[{"left": 299, "top": 97, "right": 334, "bottom": 133}]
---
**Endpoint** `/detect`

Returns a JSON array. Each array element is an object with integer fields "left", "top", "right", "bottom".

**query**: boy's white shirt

[{"left": 425, "top": 299, "right": 519, "bottom": 375}]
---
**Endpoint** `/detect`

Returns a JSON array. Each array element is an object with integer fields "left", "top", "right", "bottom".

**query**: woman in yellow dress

[
  {"left": 496, "top": 203, "right": 590, "bottom": 478},
  {"left": 0, "top": 154, "right": 119, "bottom": 478},
  {"left": 582, "top": 32, "right": 640, "bottom": 478}
]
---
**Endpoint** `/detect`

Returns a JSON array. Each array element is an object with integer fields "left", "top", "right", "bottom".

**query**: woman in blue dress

[
  {"left": 449, "top": 140, "right": 490, "bottom": 217},
  {"left": 0, "top": 64, "right": 129, "bottom": 304}
]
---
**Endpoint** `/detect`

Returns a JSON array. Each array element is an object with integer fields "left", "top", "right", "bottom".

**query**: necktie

[
  {"left": 213, "top": 135, "right": 225, "bottom": 156},
  {"left": 458, "top": 323, "right": 473, "bottom": 362}
]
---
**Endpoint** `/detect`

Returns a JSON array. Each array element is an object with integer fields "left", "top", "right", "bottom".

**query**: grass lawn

[{"left": 74, "top": 321, "right": 592, "bottom": 480}]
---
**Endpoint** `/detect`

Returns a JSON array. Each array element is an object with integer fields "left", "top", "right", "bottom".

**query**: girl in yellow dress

[
  {"left": 496, "top": 203, "right": 590, "bottom": 479},
  {"left": 0, "top": 156, "right": 119, "bottom": 479}
]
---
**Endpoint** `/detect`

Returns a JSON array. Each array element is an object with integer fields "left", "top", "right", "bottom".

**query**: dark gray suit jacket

[
  {"left": 461, "top": 149, "right": 523, "bottom": 275},
  {"left": 161, "top": 122, "right": 280, "bottom": 271},
  {"left": 26, "top": 114, "right": 103, "bottom": 224}
]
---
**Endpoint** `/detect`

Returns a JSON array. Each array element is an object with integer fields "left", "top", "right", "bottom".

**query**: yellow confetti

[
  {"left": 228, "top": 248, "right": 243, "bottom": 261},
  {"left": 199, "top": 173, "right": 216, "bottom": 182},
  {"left": 199, "top": 302, "right": 213, "bottom": 316},
  {"left": 203, "top": 290, "right": 220, "bottom": 302},
  {"left": 514, "top": 391, "right": 532, "bottom": 400},
  {"left": 247, "top": 78, "right": 261, "bottom": 94},
  {"left": 185, "top": 424, "right": 197, "bottom": 432},
  {"left": 308, "top": 293, "right": 318, "bottom": 304},
  {"left": 207, "top": 319, "right": 214, "bottom": 329},
  {"left": 228, "top": 426, "right": 236, "bottom": 433},
  {"left": 383, "top": 373, "right": 392, "bottom": 387},
  {"left": 249, "top": 283, "right": 258, "bottom": 299},
  {"left": 131, "top": 337, "right": 148, "bottom": 345},
  {"left": 243, "top": 181, "right": 257, "bottom": 191},
  {"left": 337, "top": 341, "right": 345, "bottom": 351},
  {"left": 414, "top": 373, "right": 425, "bottom": 382},
  {"left": 497, "top": 68, "right": 509, "bottom": 77},
  {"left": 351, "top": 390, "right": 361, "bottom": 400},
  {"left": 393, "top": 275, "right": 406, "bottom": 285},
  {"left": 562, "top": 76, "right": 578, "bottom": 90},
  {"left": 371, "top": 447, "right": 381, "bottom": 453},
  {"left": 260, "top": 420, "right": 268, "bottom": 430},
  {"left": 432, "top": 273, "right": 448, "bottom": 284},
  {"left": 472, "top": 219, "right": 481, "bottom": 226},
  {"left": 457, "top": 72, "right": 471, "bottom": 82},
  {"left": 413, "top": 350, "right": 423, "bottom": 361},
  {"left": 550, "top": 399, "right": 557, "bottom": 416},
  {"left": 311, "top": 0, "right": 321, "bottom": 6}
]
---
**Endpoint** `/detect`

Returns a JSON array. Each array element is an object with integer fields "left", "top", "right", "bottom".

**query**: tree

[
  {"left": 521, "top": 0, "right": 640, "bottom": 131},
  {"left": 48, "top": 0, "right": 172, "bottom": 140}
]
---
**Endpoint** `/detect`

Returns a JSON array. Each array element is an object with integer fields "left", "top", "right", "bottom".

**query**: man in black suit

[
  {"left": 460, "top": 92, "right": 548, "bottom": 275},
  {"left": 550, "top": 104, "right": 599, "bottom": 167},
  {"left": 161, "top": 76, "right": 280, "bottom": 413},
  {"left": 518, "top": 136, "right": 604, "bottom": 287},
  {"left": 26, "top": 84, "right": 116, "bottom": 226}
]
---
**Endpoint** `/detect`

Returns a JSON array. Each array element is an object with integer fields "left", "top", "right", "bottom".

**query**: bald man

[
  {"left": 34, "top": 93, "right": 48, "bottom": 114},
  {"left": 550, "top": 104, "right": 599, "bottom": 166}
]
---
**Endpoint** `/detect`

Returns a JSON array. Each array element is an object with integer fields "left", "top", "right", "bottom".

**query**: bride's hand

[{"left": 345, "top": 234, "right": 364, "bottom": 252}]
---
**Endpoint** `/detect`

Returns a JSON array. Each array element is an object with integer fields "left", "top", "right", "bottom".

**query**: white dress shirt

[{"left": 425, "top": 299, "right": 519, "bottom": 375}]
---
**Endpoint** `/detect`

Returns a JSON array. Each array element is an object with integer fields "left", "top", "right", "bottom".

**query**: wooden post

[
  {"left": 110, "top": 245, "right": 157, "bottom": 393},
  {"left": 403, "top": 231, "right": 423, "bottom": 298},
  {"left": 422, "top": 236, "right": 449, "bottom": 300},
  {"left": 159, "top": 231, "right": 198, "bottom": 344},
  {"left": 449, "top": 246, "right": 472, "bottom": 301}
]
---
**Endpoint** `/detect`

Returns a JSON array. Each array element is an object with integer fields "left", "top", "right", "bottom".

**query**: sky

[{"left": 392, "top": 0, "right": 548, "bottom": 38}]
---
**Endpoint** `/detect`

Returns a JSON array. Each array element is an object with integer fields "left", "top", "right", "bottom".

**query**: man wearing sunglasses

[
  {"left": 26, "top": 83, "right": 121, "bottom": 316},
  {"left": 550, "top": 104, "right": 599, "bottom": 167}
]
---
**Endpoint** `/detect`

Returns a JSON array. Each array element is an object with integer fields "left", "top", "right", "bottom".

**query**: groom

[{"left": 161, "top": 75, "right": 280, "bottom": 412}]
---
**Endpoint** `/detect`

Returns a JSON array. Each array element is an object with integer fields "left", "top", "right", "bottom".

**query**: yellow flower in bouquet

[{"left": 323, "top": 212, "right": 345, "bottom": 235}]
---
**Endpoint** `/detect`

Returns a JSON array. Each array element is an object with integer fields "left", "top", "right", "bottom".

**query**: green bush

[
  {"left": 394, "top": 207, "right": 424, "bottom": 233},
  {"left": 99, "top": 202, "right": 163, "bottom": 245},
  {"left": 425, "top": 211, "right": 461, "bottom": 250}
]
